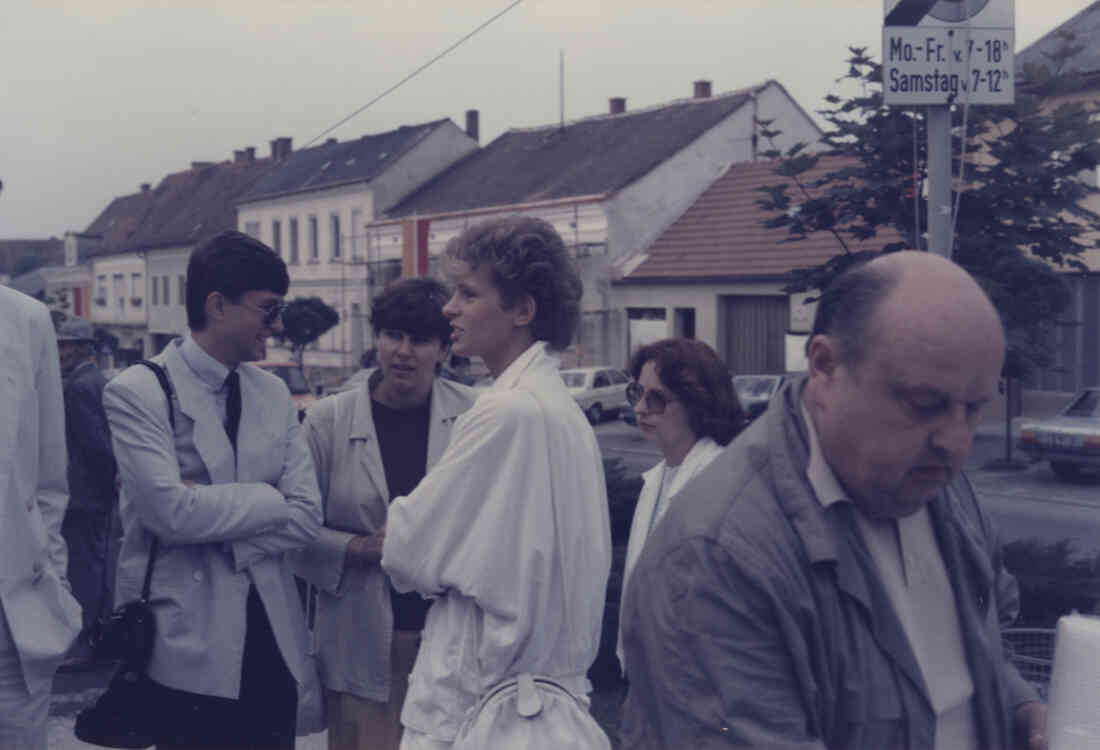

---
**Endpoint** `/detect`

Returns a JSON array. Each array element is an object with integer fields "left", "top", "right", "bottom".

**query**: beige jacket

[{"left": 295, "top": 371, "right": 477, "bottom": 701}]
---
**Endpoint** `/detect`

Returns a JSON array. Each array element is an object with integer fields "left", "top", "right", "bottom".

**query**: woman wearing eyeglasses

[{"left": 617, "top": 338, "right": 745, "bottom": 671}]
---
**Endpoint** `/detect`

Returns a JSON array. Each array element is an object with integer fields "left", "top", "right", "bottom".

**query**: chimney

[
  {"left": 233, "top": 149, "right": 245, "bottom": 163},
  {"left": 609, "top": 97, "right": 626, "bottom": 115},
  {"left": 325, "top": 137, "right": 337, "bottom": 146},
  {"left": 190, "top": 161, "right": 213, "bottom": 170},
  {"left": 140, "top": 183, "right": 151, "bottom": 192},
  {"left": 465, "top": 109, "right": 480, "bottom": 142},
  {"left": 270, "top": 137, "right": 293, "bottom": 161},
  {"left": 693, "top": 80, "right": 712, "bottom": 99},
  {"left": 245, "top": 146, "right": 255, "bottom": 161}
]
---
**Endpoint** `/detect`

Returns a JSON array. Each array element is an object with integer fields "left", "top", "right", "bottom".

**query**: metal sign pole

[{"left": 926, "top": 104, "right": 952, "bottom": 256}]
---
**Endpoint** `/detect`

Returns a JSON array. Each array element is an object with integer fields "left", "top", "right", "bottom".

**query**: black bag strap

[{"left": 135, "top": 359, "right": 175, "bottom": 603}]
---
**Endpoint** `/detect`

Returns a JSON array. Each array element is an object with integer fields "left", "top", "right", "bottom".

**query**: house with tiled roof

[
  {"left": 366, "top": 79, "right": 822, "bottom": 367},
  {"left": 81, "top": 151, "right": 274, "bottom": 364},
  {"left": 1015, "top": 1, "right": 1100, "bottom": 392},
  {"left": 236, "top": 118, "right": 479, "bottom": 371},
  {"left": 613, "top": 157, "right": 903, "bottom": 373}
]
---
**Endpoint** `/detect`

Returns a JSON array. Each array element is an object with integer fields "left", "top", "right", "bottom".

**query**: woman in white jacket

[
  {"left": 382, "top": 216, "right": 612, "bottom": 750},
  {"left": 617, "top": 338, "right": 745, "bottom": 671}
]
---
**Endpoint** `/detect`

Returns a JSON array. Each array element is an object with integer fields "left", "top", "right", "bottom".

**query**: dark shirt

[
  {"left": 372, "top": 395, "right": 433, "bottom": 631},
  {"left": 62, "top": 359, "right": 118, "bottom": 513}
]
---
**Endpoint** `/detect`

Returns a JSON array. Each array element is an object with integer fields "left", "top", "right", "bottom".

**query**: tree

[
  {"left": 277, "top": 297, "right": 339, "bottom": 376},
  {"left": 12, "top": 253, "right": 45, "bottom": 277},
  {"left": 757, "top": 41, "right": 1100, "bottom": 379}
]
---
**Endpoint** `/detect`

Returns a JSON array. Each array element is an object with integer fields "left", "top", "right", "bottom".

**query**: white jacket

[
  {"left": 0, "top": 287, "right": 81, "bottom": 694},
  {"left": 382, "top": 342, "right": 612, "bottom": 744},
  {"left": 617, "top": 436, "right": 724, "bottom": 669}
]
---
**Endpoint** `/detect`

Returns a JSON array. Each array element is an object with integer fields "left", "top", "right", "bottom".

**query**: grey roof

[
  {"left": 83, "top": 190, "right": 158, "bottom": 257},
  {"left": 0, "top": 238, "right": 64, "bottom": 276},
  {"left": 238, "top": 119, "right": 453, "bottom": 204},
  {"left": 1017, "top": 1, "right": 1100, "bottom": 77},
  {"left": 384, "top": 84, "right": 768, "bottom": 219}
]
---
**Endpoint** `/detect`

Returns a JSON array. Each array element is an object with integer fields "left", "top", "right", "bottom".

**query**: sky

[{"left": 0, "top": 0, "right": 1091, "bottom": 238}]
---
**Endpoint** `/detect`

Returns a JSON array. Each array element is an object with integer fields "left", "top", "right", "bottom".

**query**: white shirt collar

[{"left": 491, "top": 341, "right": 552, "bottom": 391}]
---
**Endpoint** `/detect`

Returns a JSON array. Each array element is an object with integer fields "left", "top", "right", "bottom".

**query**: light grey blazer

[
  {"left": 294, "top": 371, "right": 477, "bottom": 701},
  {"left": 0, "top": 287, "right": 82, "bottom": 695},
  {"left": 103, "top": 339, "right": 322, "bottom": 699}
]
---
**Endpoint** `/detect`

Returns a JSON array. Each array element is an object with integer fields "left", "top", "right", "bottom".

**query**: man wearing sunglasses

[
  {"left": 621, "top": 251, "right": 1046, "bottom": 750},
  {"left": 104, "top": 230, "right": 322, "bottom": 748}
]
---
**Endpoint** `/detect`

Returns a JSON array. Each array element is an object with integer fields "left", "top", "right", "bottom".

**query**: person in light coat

[
  {"left": 104, "top": 231, "right": 322, "bottom": 748},
  {"left": 382, "top": 216, "right": 613, "bottom": 750},
  {"left": 0, "top": 286, "right": 82, "bottom": 750},
  {"left": 616, "top": 338, "right": 744, "bottom": 671},
  {"left": 295, "top": 279, "right": 478, "bottom": 750}
]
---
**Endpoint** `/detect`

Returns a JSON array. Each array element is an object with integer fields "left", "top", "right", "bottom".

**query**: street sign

[{"left": 883, "top": 0, "right": 1014, "bottom": 105}]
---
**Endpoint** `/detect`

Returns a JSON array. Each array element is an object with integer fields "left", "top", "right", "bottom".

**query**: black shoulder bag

[{"left": 75, "top": 360, "right": 173, "bottom": 749}]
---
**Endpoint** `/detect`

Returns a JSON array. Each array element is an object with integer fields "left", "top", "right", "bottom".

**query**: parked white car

[{"left": 560, "top": 366, "right": 631, "bottom": 424}]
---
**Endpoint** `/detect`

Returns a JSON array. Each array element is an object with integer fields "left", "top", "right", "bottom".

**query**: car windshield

[
  {"left": 561, "top": 372, "right": 587, "bottom": 388},
  {"left": 1063, "top": 390, "right": 1100, "bottom": 418},
  {"left": 734, "top": 375, "right": 779, "bottom": 401},
  {"left": 272, "top": 366, "right": 310, "bottom": 395}
]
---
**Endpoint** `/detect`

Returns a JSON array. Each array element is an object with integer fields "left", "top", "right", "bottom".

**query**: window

[
  {"left": 609, "top": 370, "right": 629, "bottom": 385},
  {"left": 244, "top": 221, "right": 261, "bottom": 240},
  {"left": 131, "top": 272, "right": 141, "bottom": 297},
  {"left": 272, "top": 220, "right": 282, "bottom": 258},
  {"left": 178, "top": 276, "right": 186, "bottom": 306},
  {"left": 162, "top": 275, "right": 171, "bottom": 306},
  {"left": 350, "top": 209, "right": 363, "bottom": 259},
  {"left": 309, "top": 215, "right": 319, "bottom": 260},
  {"left": 289, "top": 218, "right": 300, "bottom": 264},
  {"left": 331, "top": 213, "right": 341, "bottom": 259},
  {"left": 152, "top": 276, "right": 159, "bottom": 305},
  {"left": 113, "top": 273, "right": 125, "bottom": 312},
  {"left": 594, "top": 373, "right": 610, "bottom": 388},
  {"left": 96, "top": 275, "right": 107, "bottom": 303}
]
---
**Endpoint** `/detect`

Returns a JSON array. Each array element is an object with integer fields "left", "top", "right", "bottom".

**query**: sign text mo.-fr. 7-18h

[{"left": 883, "top": 0, "right": 1015, "bottom": 106}]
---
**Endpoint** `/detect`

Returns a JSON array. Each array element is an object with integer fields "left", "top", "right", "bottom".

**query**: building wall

[
  {"left": 91, "top": 253, "right": 147, "bottom": 328},
  {"left": 605, "top": 83, "right": 823, "bottom": 260},
  {"left": 145, "top": 245, "right": 192, "bottom": 347},
  {"left": 612, "top": 280, "right": 796, "bottom": 369}
]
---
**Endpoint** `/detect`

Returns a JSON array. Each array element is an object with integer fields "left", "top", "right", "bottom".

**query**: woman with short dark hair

[{"left": 617, "top": 338, "right": 745, "bottom": 670}]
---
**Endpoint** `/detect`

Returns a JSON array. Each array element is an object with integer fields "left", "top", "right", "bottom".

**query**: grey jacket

[
  {"left": 294, "top": 372, "right": 477, "bottom": 701},
  {"left": 104, "top": 339, "right": 322, "bottom": 699},
  {"left": 621, "top": 377, "right": 1036, "bottom": 749}
]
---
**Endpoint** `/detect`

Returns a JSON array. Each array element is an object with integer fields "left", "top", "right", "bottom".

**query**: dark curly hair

[
  {"left": 186, "top": 230, "right": 289, "bottom": 331},
  {"left": 370, "top": 277, "right": 451, "bottom": 345},
  {"left": 442, "top": 216, "right": 582, "bottom": 351},
  {"left": 629, "top": 338, "right": 745, "bottom": 446}
]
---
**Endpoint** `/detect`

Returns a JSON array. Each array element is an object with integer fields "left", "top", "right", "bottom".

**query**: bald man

[{"left": 621, "top": 252, "right": 1046, "bottom": 750}]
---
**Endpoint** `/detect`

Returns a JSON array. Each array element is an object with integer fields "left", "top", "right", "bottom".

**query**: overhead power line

[{"left": 302, "top": 0, "right": 526, "bottom": 149}]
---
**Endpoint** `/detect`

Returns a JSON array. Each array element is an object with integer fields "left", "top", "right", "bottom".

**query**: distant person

[
  {"left": 382, "top": 216, "right": 612, "bottom": 749},
  {"left": 104, "top": 230, "right": 322, "bottom": 748},
  {"left": 617, "top": 338, "right": 744, "bottom": 671},
  {"left": 55, "top": 318, "right": 118, "bottom": 668},
  {"left": 0, "top": 287, "right": 82, "bottom": 749},
  {"left": 295, "top": 278, "right": 478, "bottom": 750},
  {"left": 621, "top": 251, "right": 1047, "bottom": 749}
]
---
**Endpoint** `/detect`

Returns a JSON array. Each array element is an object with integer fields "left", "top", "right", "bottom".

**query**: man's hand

[
  {"left": 344, "top": 529, "right": 385, "bottom": 569},
  {"left": 1014, "top": 701, "right": 1047, "bottom": 750}
]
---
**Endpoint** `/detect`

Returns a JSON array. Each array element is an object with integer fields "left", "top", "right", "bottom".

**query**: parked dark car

[{"left": 733, "top": 373, "right": 790, "bottom": 422}]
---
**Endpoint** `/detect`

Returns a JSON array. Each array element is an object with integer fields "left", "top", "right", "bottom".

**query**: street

[{"left": 45, "top": 415, "right": 1100, "bottom": 749}]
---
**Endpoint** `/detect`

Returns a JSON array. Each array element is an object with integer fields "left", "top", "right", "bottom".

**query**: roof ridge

[{"left": 502, "top": 81, "right": 769, "bottom": 135}]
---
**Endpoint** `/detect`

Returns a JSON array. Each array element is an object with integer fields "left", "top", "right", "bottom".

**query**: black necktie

[{"left": 225, "top": 370, "right": 241, "bottom": 454}]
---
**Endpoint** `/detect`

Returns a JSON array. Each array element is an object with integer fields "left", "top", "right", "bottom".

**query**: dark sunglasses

[
  {"left": 238, "top": 300, "right": 287, "bottom": 326},
  {"left": 626, "top": 381, "right": 677, "bottom": 414}
]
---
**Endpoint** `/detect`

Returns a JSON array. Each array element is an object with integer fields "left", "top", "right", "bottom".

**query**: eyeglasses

[
  {"left": 626, "top": 381, "right": 677, "bottom": 414},
  {"left": 237, "top": 300, "right": 287, "bottom": 326}
]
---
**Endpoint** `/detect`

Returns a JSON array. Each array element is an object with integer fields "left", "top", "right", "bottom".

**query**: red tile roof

[{"left": 620, "top": 157, "right": 906, "bottom": 282}]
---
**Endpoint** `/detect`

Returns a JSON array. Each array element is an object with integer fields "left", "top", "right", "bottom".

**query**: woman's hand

[{"left": 345, "top": 529, "right": 385, "bottom": 569}]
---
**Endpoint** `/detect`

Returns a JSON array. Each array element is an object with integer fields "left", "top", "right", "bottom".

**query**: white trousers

[{"left": 0, "top": 602, "right": 50, "bottom": 750}]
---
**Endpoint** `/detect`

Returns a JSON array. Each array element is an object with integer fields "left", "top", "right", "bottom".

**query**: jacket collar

[
  {"left": 491, "top": 341, "right": 554, "bottom": 391},
  {"left": 178, "top": 335, "right": 232, "bottom": 392},
  {"left": 348, "top": 369, "right": 469, "bottom": 440}
]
